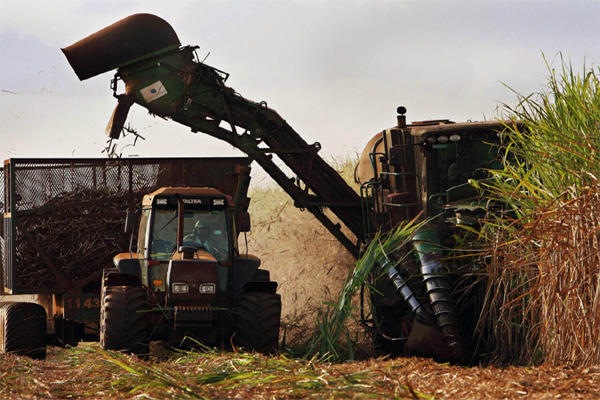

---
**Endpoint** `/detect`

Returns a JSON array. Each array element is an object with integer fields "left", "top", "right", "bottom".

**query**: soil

[{"left": 1, "top": 346, "right": 599, "bottom": 399}]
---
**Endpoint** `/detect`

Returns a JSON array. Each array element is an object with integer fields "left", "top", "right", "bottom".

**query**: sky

[{"left": 1, "top": 0, "right": 599, "bottom": 182}]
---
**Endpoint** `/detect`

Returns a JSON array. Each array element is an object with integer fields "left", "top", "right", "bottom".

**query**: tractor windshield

[{"left": 150, "top": 209, "right": 229, "bottom": 261}]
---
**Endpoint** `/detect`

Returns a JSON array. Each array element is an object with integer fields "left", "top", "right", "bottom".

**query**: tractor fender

[
  {"left": 113, "top": 256, "right": 142, "bottom": 278},
  {"left": 231, "top": 255, "right": 262, "bottom": 295},
  {"left": 103, "top": 270, "right": 142, "bottom": 288}
]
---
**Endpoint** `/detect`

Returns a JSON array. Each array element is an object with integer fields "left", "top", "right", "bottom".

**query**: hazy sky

[{"left": 1, "top": 1, "right": 599, "bottom": 172}]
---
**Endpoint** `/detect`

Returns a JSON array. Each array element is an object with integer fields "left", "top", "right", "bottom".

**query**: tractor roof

[{"left": 143, "top": 187, "right": 232, "bottom": 207}]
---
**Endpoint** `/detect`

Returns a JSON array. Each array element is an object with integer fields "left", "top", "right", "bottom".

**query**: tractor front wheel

[
  {"left": 100, "top": 285, "right": 149, "bottom": 355},
  {"left": 234, "top": 291, "right": 281, "bottom": 354}
]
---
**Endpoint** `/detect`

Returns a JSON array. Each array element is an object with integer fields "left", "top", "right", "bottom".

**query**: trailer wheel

[
  {"left": 234, "top": 291, "right": 281, "bottom": 354},
  {"left": 100, "top": 286, "right": 149, "bottom": 356},
  {"left": 0, "top": 302, "right": 47, "bottom": 359}
]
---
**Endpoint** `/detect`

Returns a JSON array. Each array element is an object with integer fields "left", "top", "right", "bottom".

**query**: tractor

[{"left": 103, "top": 184, "right": 281, "bottom": 354}]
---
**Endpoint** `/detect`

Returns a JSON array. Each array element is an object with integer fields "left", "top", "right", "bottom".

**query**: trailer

[{"left": 1, "top": 157, "right": 253, "bottom": 358}]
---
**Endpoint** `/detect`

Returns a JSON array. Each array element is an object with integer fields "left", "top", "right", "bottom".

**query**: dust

[{"left": 245, "top": 186, "right": 356, "bottom": 344}]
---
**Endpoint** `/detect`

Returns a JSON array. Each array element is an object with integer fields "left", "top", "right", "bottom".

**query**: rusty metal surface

[{"left": 62, "top": 14, "right": 180, "bottom": 81}]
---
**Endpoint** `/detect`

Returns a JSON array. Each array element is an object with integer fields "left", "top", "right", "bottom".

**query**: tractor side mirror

[
  {"left": 238, "top": 211, "right": 251, "bottom": 233},
  {"left": 124, "top": 210, "right": 137, "bottom": 234}
]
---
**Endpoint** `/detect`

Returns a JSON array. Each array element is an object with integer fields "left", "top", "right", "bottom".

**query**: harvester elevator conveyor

[
  {"left": 168, "top": 62, "right": 364, "bottom": 258},
  {"left": 62, "top": 14, "right": 364, "bottom": 258}
]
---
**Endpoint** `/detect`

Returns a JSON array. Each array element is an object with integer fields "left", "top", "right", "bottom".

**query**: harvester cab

[{"left": 360, "top": 109, "right": 517, "bottom": 228}]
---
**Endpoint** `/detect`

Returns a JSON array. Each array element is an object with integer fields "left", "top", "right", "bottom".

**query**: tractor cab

[
  {"left": 105, "top": 186, "right": 281, "bottom": 354},
  {"left": 134, "top": 187, "right": 243, "bottom": 296}
]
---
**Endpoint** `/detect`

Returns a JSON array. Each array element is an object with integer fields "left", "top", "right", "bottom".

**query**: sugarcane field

[{"left": 1, "top": 3, "right": 599, "bottom": 399}]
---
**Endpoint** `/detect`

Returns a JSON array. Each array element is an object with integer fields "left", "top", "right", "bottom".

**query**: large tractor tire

[
  {"left": 234, "top": 291, "right": 281, "bottom": 354},
  {"left": 100, "top": 285, "right": 149, "bottom": 356},
  {"left": 0, "top": 302, "right": 47, "bottom": 359}
]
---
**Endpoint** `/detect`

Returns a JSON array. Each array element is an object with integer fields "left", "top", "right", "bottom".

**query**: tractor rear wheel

[
  {"left": 100, "top": 285, "right": 149, "bottom": 355},
  {"left": 234, "top": 291, "right": 281, "bottom": 354},
  {"left": 0, "top": 302, "right": 47, "bottom": 359}
]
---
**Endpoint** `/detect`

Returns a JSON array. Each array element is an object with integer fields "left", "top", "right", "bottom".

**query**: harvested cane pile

[{"left": 15, "top": 187, "right": 148, "bottom": 290}]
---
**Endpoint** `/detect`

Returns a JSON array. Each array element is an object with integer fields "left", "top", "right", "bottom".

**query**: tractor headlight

[
  {"left": 449, "top": 134, "right": 461, "bottom": 142},
  {"left": 426, "top": 136, "right": 437, "bottom": 144},
  {"left": 437, "top": 135, "right": 449, "bottom": 143},
  {"left": 200, "top": 283, "right": 216, "bottom": 294},
  {"left": 172, "top": 283, "right": 189, "bottom": 294}
]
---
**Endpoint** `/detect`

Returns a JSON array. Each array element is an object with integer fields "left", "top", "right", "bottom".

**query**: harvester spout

[
  {"left": 105, "top": 96, "right": 134, "bottom": 139},
  {"left": 61, "top": 13, "right": 180, "bottom": 81}
]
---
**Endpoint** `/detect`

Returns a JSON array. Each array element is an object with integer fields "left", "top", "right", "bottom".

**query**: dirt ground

[{"left": 1, "top": 346, "right": 599, "bottom": 399}]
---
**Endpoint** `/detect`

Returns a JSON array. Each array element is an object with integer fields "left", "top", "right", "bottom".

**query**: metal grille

[
  {"left": 3, "top": 157, "right": 250, "bottom": 294},
  {"left": 13, "top": 161, "right": 165, "bottom": 212}
]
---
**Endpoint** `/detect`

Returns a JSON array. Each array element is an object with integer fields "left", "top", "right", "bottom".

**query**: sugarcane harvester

[{"left": 63, "top": 14, "right": 516, "bottom": 361}]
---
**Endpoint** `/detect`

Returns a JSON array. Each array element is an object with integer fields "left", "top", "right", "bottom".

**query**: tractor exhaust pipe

[{"left": 174, "top": 194, "right": 185, "bottom": 252}]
